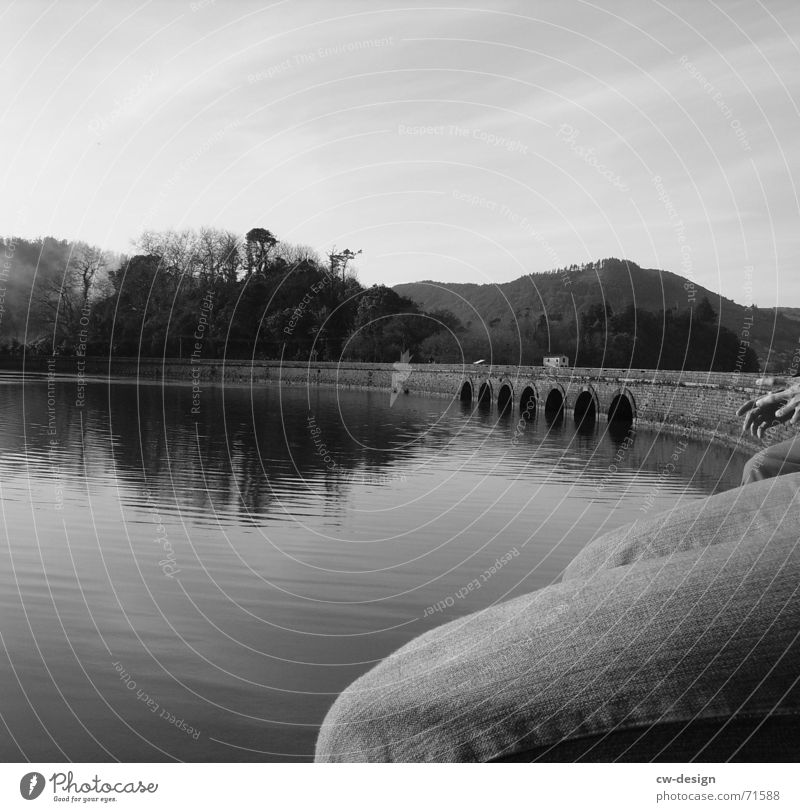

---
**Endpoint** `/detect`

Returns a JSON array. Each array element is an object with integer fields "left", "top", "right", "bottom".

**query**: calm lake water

[{"left": 0, "top": 372, "right": 749, "bottom": 761}]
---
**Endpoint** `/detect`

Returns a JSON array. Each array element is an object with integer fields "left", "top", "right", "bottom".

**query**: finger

[{"left": 736, "top": 400, "right": 755, "bottom": 416}]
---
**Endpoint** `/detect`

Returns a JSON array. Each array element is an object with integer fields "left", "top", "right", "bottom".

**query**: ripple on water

[{"left": 0, "top": 378, "right": 749, "bottom": 760}]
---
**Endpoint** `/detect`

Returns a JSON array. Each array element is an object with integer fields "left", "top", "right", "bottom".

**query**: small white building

[{"left": 543, "top": 355, "right": 569, "bottom": 368}]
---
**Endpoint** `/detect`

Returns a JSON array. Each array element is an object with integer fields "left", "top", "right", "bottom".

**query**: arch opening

[
  {"left": 608, "top": 393, "right": 634, "bottom": 425},
  {"left": 519, "top": 386, "right": 536, "bottom": 421},
  {"left": 574, "top": 391, "right": 597, "bottom": 427},
  {"left": 459, "top": 381, "right": 472, "bottom": 404},
  {"left": 544, "top": 388, "right": 565, "bottom": 421},
  {"left": 498, "top": 384, "right": 513, "bottom": 414},
  {"left": 478, "top": 382, "right": 492, "bottom": 409}
]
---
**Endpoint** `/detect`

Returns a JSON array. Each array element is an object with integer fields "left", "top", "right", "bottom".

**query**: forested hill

[
  {"left": 394, "top": 258, "right": 799, "bottom": 371},
  {"left": 1, "top": 238, "right": 794, "bottom": 372}
]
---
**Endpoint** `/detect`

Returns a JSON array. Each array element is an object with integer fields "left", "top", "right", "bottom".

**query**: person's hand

[
  {"left": 737, "top": 386, "right": 800, "bottom": 438},
  {"left": 775, "top": 388, "right": 800, "bottom": 424}
]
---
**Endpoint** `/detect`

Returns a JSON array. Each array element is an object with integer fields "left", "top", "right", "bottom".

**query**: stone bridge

[
  {"left": 440, "top": 365, "right": 780, "bottom": 450},
  {"left": 456, "top": 370, "right": 635, "bottom": 425},
  {"left": 14, "top": 357, "right": 787, "bottom": 451}
]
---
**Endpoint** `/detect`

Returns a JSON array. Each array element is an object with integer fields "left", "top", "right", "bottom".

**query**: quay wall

[{"left": 4, "top": 356, "right": 789, "bottom": 451}]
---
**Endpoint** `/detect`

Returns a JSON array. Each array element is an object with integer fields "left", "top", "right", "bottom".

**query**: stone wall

[{"left": 6, "top": 356, "right": 787, "bottom": 451}]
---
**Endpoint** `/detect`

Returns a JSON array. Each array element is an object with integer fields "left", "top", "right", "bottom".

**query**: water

[{"left": 0, "top": 373, "right": 748, "bottom": 761}]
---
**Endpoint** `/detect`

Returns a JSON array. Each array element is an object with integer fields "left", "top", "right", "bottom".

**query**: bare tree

[
  {"left": 136, "top": 227, "right": 244, "bottom": 284},
  {"left": 36, "top": 243, "right": 109, "bottom": 351},
  {"left": 197, "top": 227, "right": 244, "bottom": 284},
  {"left": 136, "top": 228, "right": 200, "bottom": 276},
  {"left": 277, "top": 242, "right": 320, "bottom": 267},
  {"left": 74, "top": 245, "right": 107, "bottom": 308},
  {"left": 218, "top": 230, "right": 242, "bottom": 284}
]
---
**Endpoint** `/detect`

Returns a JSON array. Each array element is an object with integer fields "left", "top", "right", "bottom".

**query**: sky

[{"left": 2, "top": 0, "right": 799, "bottom": 306}]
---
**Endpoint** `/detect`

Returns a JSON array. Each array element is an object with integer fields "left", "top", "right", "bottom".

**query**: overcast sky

[{"left": 2, "top": 0, "right": 799, "bottom": 305}]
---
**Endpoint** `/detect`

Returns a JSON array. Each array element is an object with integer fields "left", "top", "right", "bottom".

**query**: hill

[
  {"left": 778, "top": 307, "right": 800, "bottom": 323},
  {"left": 395, "top": 258, "right": 799, "bottom": 372}
]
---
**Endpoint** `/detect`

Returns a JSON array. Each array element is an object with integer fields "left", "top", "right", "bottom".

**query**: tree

[
  {"left": 36, "top": 242, "right": 109, "bottom": 353},
  {"left": 73, "top": 245, "right": 107, "bottom": 308},
  {"left": 277, "top": 242, "right": 320, "bottom": 267},
  {"left": 136, "top": 228, "right": 199, "bottom": 276},
  {"left": 219, "top": 230, "right": 243, "bottom": 284},
  {"left": 102, "top": 254, "right": 177, "bottom": 356},
  {"left": 245, "top": 228, "right": 278, "bottom": 276},
  {"left": 196, "top": 227, "right": 242, "bottom": 284},
  {"left": 695, "top": 296, "right": 717, "bottom": 324},
  {"left": 345, "top": 286, "right": 415, "bottom": 361},
  {"left": 328, "top": 247, "right": 361, "bottom": 282}
]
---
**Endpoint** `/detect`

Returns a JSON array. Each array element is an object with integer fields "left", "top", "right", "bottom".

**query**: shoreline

[{"left": 0, "top": 357, "right": 768, "bottom": 455}]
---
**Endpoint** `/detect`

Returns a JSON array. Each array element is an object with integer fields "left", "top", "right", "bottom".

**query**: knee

[
  {"left": 741, "top": 445, "right": 792, "bottom": 485},
  {"left": 741, "top": 451, "right": 767, "bottom": 486}
]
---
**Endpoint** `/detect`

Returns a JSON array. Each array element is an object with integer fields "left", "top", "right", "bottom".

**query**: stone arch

[
  {"left": 574, "top": 385, "right": 599, "bottom": 426},
  {"left": 608, "top": 387, "right": 636, "bottom": 424},
  {"left": 478, "top": 380, "right": 493, "bottom": 409},
  {"left": 459, "top": 380, "right": 473, "bottom": 404},
  {"left": 544, "top": 384, "right": 566, "bottom": 420},
  {"left": 519, "top": 383, "right": 538, "bottom": 420},
  {"left": 497, "top": 381, "right": 513, "bottom": 413}
]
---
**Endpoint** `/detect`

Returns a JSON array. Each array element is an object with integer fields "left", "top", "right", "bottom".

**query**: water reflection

[
  {"left": 607, "top": 417, "right": 636, "bottom": 443},
  {"left": 0, "top": 374, "right": 749, "bottom": 762}
]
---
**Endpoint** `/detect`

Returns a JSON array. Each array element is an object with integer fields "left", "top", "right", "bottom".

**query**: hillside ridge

[{"left": 394, "top": 258, "right": 798, "bottom": 370}]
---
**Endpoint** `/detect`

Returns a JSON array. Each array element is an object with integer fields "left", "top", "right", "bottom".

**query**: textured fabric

[
  {"left": 563, "top": 473, "right": 800, "bottom": 582},
  {"left": 315, "top": 473, "right": 800, "bottom": 763},
  {"left": 742, "top": 435, "right": 800, "bottom": 485},
  {"left": 492, "top": 716, "right": 800, "bottom": 762}
]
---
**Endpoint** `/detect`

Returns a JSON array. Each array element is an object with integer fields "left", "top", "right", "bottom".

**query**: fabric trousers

[{"left": 741, "top": 433, "right": 800, "bottom": 485}]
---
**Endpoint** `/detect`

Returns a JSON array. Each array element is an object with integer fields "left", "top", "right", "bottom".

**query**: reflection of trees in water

[
  {"left": 7, "top": 381, "right": 434, "bottom": 521},
  {"left": 3, "top": 380, "right": 747, "bottom": 517},
  {"left": 128, "top": 384, "right": 423, "bottom": 520},
  {"left": 0, "top": 378, "right": 99, "bottom": 477}
]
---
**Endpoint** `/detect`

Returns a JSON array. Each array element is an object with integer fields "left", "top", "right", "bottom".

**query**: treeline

[
  {"left": 0, "top": 237, "right": 119, "bottom": 349},
  {"left": 575, "top": 300, "right": 760, "bottom": 371},
  {"left": 1, "top": 232, "right": 759, "bottom": 371},
  {"left": 3, "top": 229, "right": 460, "bottom": 363},
  {"left": 409, "top": 298, "right": 759, "bottom": 371}
]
